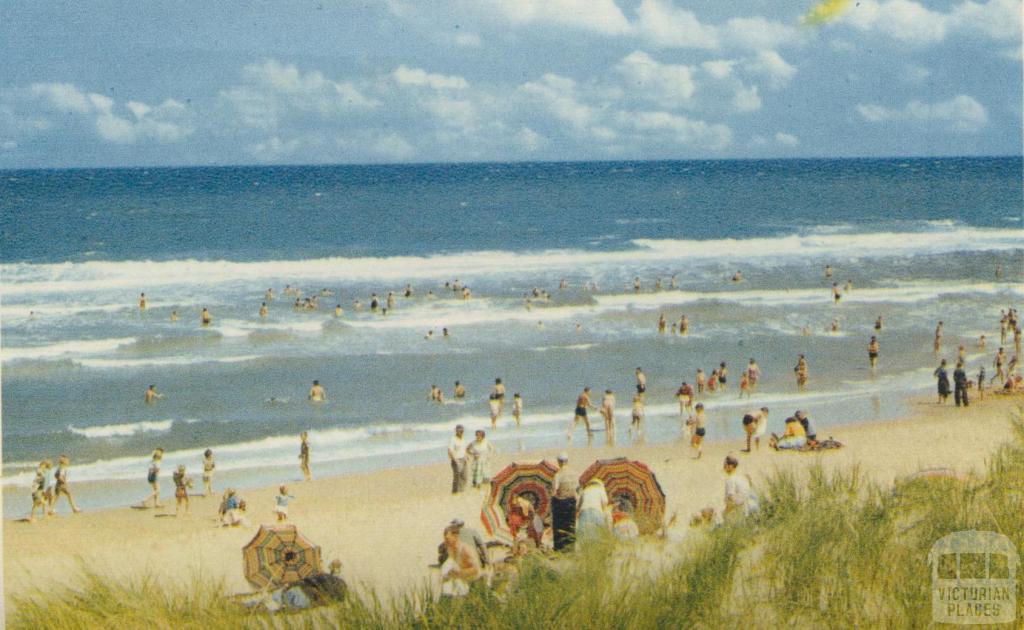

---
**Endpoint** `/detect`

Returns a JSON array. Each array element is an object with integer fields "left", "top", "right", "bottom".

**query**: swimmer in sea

[
  {"left": 427, "top": 290, "right": 436, "bottom": 299},
  {"left": 717, "top": 362, "right": 728, "bottom": 392},
  {"left": 443, "top": 328, "right": 450, "bottom": 339},
  {"left": 429, "top": 385, "right": 444, "bottom": 403},
  {"left": 259, "top": 302, "right": 268, "bottom": 318},
  {"left": 696, "top": 368, "right": 706, "bottom": 394},
  {"left": 334, "top": 304, "right": 343, "bottom": 317},
  {"left": 170, "top": 310, "right": 178, "bottom": 322},
  {"left": 874, "top": 316, "right": 883, "bottom": 332},
  {"left": 679, "top": 315, "right": 689, "bottom": 335},
  {"left": 670, "top": 274, "right": 678, "bottom": 289},
  {"left": 934, "top": 321, "right": 943, "bottom": 353},
  {"left": 321, "top": 288, "right": 334, "bottom": 297},
  {"left": 461, "top": 286, "right": 471, "bottom": 299},
  {"left": 979, "top": 334, "right": 986, "bottom": 349},
  {"left": 671, "top": 323, "right": 677, "bottom": 334},
  {"left": 454, "top": 381, "right": 466, "bottom": 399},
  {"left": 387, "top": 292, "right": 395, "bottom": 310},
  {"left": 512, "top": 393, "right": 523, "bottom": 427},
  {"left": 824, "top": 265, "right": 833, "bottom": 279},
  {"left": 845, "top": 279, "right": 853, "bottom": 293},
  {"left": 370, "top": 294, "right": 380, "bottom": 312},
  {"left": 739, "top": 372, "right": 750, "bottom": 399},
  {"left": 572, "top": 387, "right": 596, "bottom": 438},
  {"left": 308, "top": 380, "right": 326, "bottom": 402},
  {"left": 425, "top": 330, "right": 434, "bottom": 340},
  {"left": 794, "top": 354, "right": 808, "bottom": 391},
  {"left": 488, "top": 393, "right": 501, "bottom": 428},
  {"left": 731, "top": 270, "right": 743, "bottom": 283},
  {"left": 868, "top": 336, "right": 880, "bottom": 369},
  {"left": 633, "top": 277, "right": 641, "bottom": 293},
  {"left": 492, "top": 378, "right": 506, "bottom": 412},
  {"left": 353, "top": 299, "right": 362, "bottom": 310},
  {"left": 635, "top": 367, "right": 647, "bottom": 396},
  {"left": 525, "top": 298, "right": 532, "bottom": 311},
  {"left": 139, "top": 293, "right": 147, "bottom": 310},
  {"left": 707, "top": 369, "right": 718, "bottom": 393},
  {"left": 600, "top": 389, "right": 616, "bottom": 433},
  {"left": 830, "top": 318, "right": 840, "bottom": 333},
  {"left": 265, "top": 288, "right": 274, "bottom": 301},
  {"left": 654, "top": 278, "right": 662, "bottom": 291},
  {"left": 404, "top": 284, "right": 413, "bottom": 298},
  {"left": 559, "top": 279, "right": 568, "bottom": 290},
  {"left": 658, "top": 314, "right": 666, "bottom": 334},
  {"left": 676, "top": 381, "right": 694, "bottom": 413},
  {"left": 144, "top": 384, "right": 164, "bottom": 404},
  {"left": 201, "top": 307, "right": 212, "bottom": 326},
  {"left": 293, "top": 298, "right": 302, "bottom": 310},
  {"left": 832, "top": 283, "right": 842, "bottom": 304},
  {"left": 746, "top": 358, "right": 761, "bottom": 394},
  {"left": 630, "top": 393, "right": 644, "bottom": 438}
]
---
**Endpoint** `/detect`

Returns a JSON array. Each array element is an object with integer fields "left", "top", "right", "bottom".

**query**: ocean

[{"left": 2, "top": 157, "right": 1022, "bottom": 517}]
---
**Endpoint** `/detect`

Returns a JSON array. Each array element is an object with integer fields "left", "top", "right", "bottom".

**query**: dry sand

[{"left": 4, "top": 394, "right": 1022, "bottom": 614}]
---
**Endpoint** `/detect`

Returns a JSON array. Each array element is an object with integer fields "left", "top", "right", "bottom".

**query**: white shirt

[
  {"left": 448, "top": 434, "right": 467, "bottom": 460},
  {"left": 578, "top": 483, "right": 609, "bottom": 513},
  {"left": 725, "top": 472, "right": 759, "bottom": 515}
]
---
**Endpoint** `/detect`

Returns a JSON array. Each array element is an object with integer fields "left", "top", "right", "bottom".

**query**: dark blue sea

[{"left": 2, "top": 157, "right": 1022, "bottom": 516}]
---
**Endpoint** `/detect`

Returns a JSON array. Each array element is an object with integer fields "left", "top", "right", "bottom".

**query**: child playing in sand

[
  {"left": 202, "top": 449, "right": 215, "bottom": 496},
  {"left": 275, "top": 485, "right": 295, "bottom": 521},
  {"left": 173, "top": 464, "right": 192, "bottom": 515}
]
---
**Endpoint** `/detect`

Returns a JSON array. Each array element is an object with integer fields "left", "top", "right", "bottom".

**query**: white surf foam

[
  {"left": 69, "top": 419, "right": 175, "bottom": 439},
  {"left": 1, "top": 337, "right": 136, "bottom": 361}
]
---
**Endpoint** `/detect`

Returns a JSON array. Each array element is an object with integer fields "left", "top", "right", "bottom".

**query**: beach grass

[{"left": 12, "top": 411, "right": 1023, "bottom": 630}]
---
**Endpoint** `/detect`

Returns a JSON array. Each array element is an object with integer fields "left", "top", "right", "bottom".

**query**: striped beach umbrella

[
  {"left": 242, "top": 525, "right": 322, "bottom": 589},
  {"left": 481, "top": 460, "right": 560, "bottom": 544},
  {"left": 579, "top": 458, "right": 666, "bottom": 535}
]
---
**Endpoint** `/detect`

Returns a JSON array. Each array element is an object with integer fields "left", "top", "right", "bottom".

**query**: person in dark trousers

[{"left": 953, "top": 361, "right": 969, "bottom": 407}]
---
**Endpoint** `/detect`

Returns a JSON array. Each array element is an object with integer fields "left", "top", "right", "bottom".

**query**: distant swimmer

[
  {"left": 996, "top": 264, "right": 1003, "bottom": 279},
  {"left": 824, "top": 265, "right": 833, "bottom": 279},
  {"left": 353, "top": 299, "right": 362, "bottom": 310},
  {"left": 731, "top": 270, "right": 743, "bottom": 283},
  {"left": 979, "top": 334, "right": 987, "bottom": 349},
  {"left": 492, "top": 378, "right": 506, "bottom": 410},
  {"left": 572, "top": 387, "right": 596, "bottom": 436},
  {"left": 266, "top": 288, "right": 274, "bottom": 301},
  {"left": 934, "top": 321, "right": 944, "bottom": 353},
  {"left": 679, "top": 315, "right": 689, "bottom": 335},
  {"left": 686, "top": 403, "right": 706, "bottom": 458},
  {"left": 259, "top": 302, "right": 268, "bottom": 318},
  {"left": 635, "top": 367, "right": 647, "bottom": 395},
  {"left": 334, "top": 304, "right": 343, "bottom": 317},
  {"left": 170, "top": 310, "right": 178, "bottom": 323},
  {"left": 139, "top": 293, "right": 147, "bottom": 310},
  {"left": 874, "top": 316, "right": 883, "bottom": 331},
  {"left": 201, "top": 307, "right": 212, "bottom": 326},
  {"left": 739, "top": 372, "right": 750, "bottom": 399},
  {"left": 425, "top": 330, "right": 435, "bottom": 340},
  {"left": 794, "top": 355, "right": 808, "bottom": 391},
  {"left": 404, "top": 284, "right": 413, "bottom": 298},
  {"left": 670, "top": 274, "right": 678, "bottom": 289},
  {"left": 299, "top": 432, "right": 311, "bottom": 481},
  {"left": 144, "top": 384, "right": 165, "bottom": 404},
  {"left": 525, "top": 298, "right": 533, "bottom": 311},
  {"left": 707, "top": 369, "right": 718, "bottom": 393},
  {"left": 559, "top": 279, "right": 568, "bottom": 290},
  {"left": 746, "top": 358, "right": 761, "bottom": 393},
  {"left": 370, "top": 294, "right": 380, "bottom": 312},
  {"left": 320, "top": 288, "right": 334, "bottom": 297},
  {"left": 832, "top": 283, "right": 841, "bottom": 304},
  {"left": 717, "top": 362, "right": 728, "bottom": 392},
  {"left": 574, "top": 323, "right": 581, "bottom": 332},
  {"left": 600, "top": 389, "right": 616, "bottom": 431},
  {"left": 461, "top": 286, "right": 471, "bottom": 299},
  {"left": 308, "top": 380, "right": 326, "bottom": 402},
  {"left": 868, "top": 336, "right": 880, "bottom": 369},
  {"left": 427, "top": 290, "right": 436, "bottom": 299},
  {"left": 633, "top": 277, "right": 641, "bottom": 293},
  {"left": 676, "top": 381, "right": 694, "bottom": 413},
  {"left": 429, "top": 385, "right": 444, "bottom": 403},
  {"left": 443, "top": 328, "right": 450, "bottom": 339},
  {"left": 512, "top": 393, "right": 523, "bottom": 427},
  {"left": 845, "top": 279, "right": 853, "bottom": 293},
  {"left": 671, "top": 323, "right": 677, "bottom": 334},
  {"left": 488, "top": 392, "right": 501, "bottom": 428},
  {"left": 657, "top": 313, "right": 666, "bottom": 334},
  {"left": 387, "top": 292, "right": 396, "bottom": 310},
  {"left": 801, "top": 325, "right": 811, "bottom": 336},
  {"left": 454, "top": 381, "right": 466, "bottom": 399},
  {"left": 654, "top": 278, "right": 663, "bottom": 291},
  {"left": 696, "top": 368, "right": 706, "bottom": 394},
  {"left": 830, "top": 318, "right": 840, "bottom": 333}
]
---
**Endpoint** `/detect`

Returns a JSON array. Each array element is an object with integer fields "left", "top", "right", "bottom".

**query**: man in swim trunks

[
  {"left": 741, "top": 411, "right": 758, "bottom": 452},
  {"left": 144, "top": 384, "right": 164, "bottom": 404},
  {"left": 679, "top": 315, "right": 689, "bottom": 335},
  {"left": 687, "top": 403, "right": 707, "bottom": 458},
  {"left": 718, "top": 362, "right": 728, "bottom": 392},
  {"left": 259, "top": 302, "right": 268, "bottom": 318},
  {"left": 309, "top": 380, "right": 326, "bottom": 402},
  {"left": 676, "top": 381, "right": 694, "bottom": 413},
  {"left": 832, "top": 283, "right": 841, "bottom": 304},
  {"left": 635, "top": 368, "right": 647, "bottom": 396},
  {"left": 492, "top": 378, "right": 506, "bottom": 412},
  {"left": 868, "top": 336, "right": 880, "bottom": 369},
  {"left": 573, "top": 387, "right": 596, "bottom": 436},
  {"left": 201, "top": 307, "right": 212, "bottom": 326},
  {"left": 746, "top": 358, "right": 761, "bottom": 393},
  {"left": 139, "top": 293, "right": 147, "bottom": 310},
  {"left": 454, "top": 381, "right": 466, "bottom": 399}
]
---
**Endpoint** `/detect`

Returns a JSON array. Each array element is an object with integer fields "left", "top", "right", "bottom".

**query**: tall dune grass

[{"left": 12, "top": 413, "right": 1023, "bottom": 629}]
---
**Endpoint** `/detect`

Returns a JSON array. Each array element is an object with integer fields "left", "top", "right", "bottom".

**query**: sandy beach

[{"left": 3, "top": 394, "right": 1022, "bottom": 614}]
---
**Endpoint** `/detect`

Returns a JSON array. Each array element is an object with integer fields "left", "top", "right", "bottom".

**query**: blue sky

[{"left": 1, "top": 0, "right": 1020, "bottom": 167}]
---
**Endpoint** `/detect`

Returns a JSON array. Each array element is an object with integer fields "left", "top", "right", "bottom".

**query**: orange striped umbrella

[
  {"left": 579, "top": 458, "right": 665, "bottom": 534},
  {"left": 242, "top": 525, "right": 322, "bottom": 589},
  {"left": 481, "top": 460, "right": 559, "bottom": 543}
]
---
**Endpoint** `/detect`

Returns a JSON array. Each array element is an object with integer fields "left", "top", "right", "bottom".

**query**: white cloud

[
  {"left": 732, "top": 85, "right": 762, "bottom": 112},
  {"left": 1, "top": 139, "right": 18, "bottom": 151},
  {"left": 701, "top": 60, "right": 735, "bottom": 79},
  {"left": 614, "top": 51, "right": 696, "bottom": 107},
  {"left": 392, "top": 65, "right": 469, "bottom": 90},
  {"left": 774, "top": 131, "right": 800, "bottom": 146},
  {"left": 617, "top": 110, "right": 732, "bottom": 150},
  {"left": 454, "top": 33, "right": 482, "bottom": 47},
  {"left": 235, "top": 59, "right": 379, "bottom": 117},
  {"left": 30, "top": 83, "right": 93, "bottom": 114},
  {"left": 745, "top": 50, "right": 797, "bottom": 89},
  {"left": 482, "top": 0, "right": 630, "bottom": 35},
  {"left": 371, "top": 132, "right": 416, "bottom": 160},
  {"left": 723, "top": 17, "right": 803, "bottom": 51},
  {"left": 842, "top": 0, "right": 949, "bottom": 45},
  {"left": 247, "top": 135, "right": 303, "bottom": 159},
  {"left": 902, "top": 64, "right": 932, "bottom": 83},
  {"left": 517, "top": 126, "right": 546, "bottom": 152},
  {"left": 422, "top": 95, "right": 478, "bottom": 129},
  {"left": 520, "top": 74, "right": 599, "bottom": 132},
  {"left": 856, "top": 94, "right": 988, "bottom": 132},
  {"left": 951, "top": 0, "right": 1023, "bottom": 41},
  {"left": 633, "top": 0, "right": 720, "bottom": 49}
]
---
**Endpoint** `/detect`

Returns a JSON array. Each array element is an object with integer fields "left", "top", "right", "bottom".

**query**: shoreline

[{"left": 4, "top": 393, "right": 1023, "bottom": 613}]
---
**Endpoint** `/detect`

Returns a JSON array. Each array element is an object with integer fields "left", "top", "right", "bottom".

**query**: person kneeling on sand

[
  {"left": 219, "top": 488, "right": 248, "bottom": 527},
  {"left": 439, "top": 523, "right": 482, "bottom": 597},
  {"left": 723, "top": 455, "right": 759, "bottom": 520},
  {"left": 770, "top": 417, "right": 808, "bottom": 450}
]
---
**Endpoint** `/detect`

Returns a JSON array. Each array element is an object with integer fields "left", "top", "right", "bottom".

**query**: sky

[{"left": 0, "top": 0, "right": 1021, "bottom": 168}]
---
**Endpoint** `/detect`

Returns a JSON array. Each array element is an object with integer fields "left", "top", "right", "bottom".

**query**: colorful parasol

[
  {"left": 579, "top": 458, "right": 666, "bottom": 535},
  {"left": 242, "top": 525, "right": 322, "bottom": 589},
  {"left": 481, "top": 460, "right": 560, "bottom": 543}
]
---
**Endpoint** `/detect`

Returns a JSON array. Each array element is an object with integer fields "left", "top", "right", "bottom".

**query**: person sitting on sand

[
  {"left": 611, "top": 498, "right": 640, "bottom": 540},
  {"left": 723, "top": 455, "right": 759, "bottom": 520},
  {"left": 438, "top": 518, "right": 489, "bottom": 568},
  {"left": 173, "top": 464, "right": 192, "bottom": 515},
  {"left": 794, "top": 410, "right": 817, "bottom": 443},
  {"left": 275, "top": 485, "right": 295, "bottom": 522},
  {"left": 219, "top": 489, "right": 247, "bottom": 527},
  {"left": 508, "top": 494, "right": 544, "bottom": 548},
  {"left": 770, "top": 417, "right": 808, "bottom": 450},
  {"left": 439, "top": 523, "right": 482, "bottom": 597},
  {"left": 577, "top": 478, "right": 610, "bottom": 541},
  {"left": 28, "top": 459, "right": 53, "bottom": 523}
]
